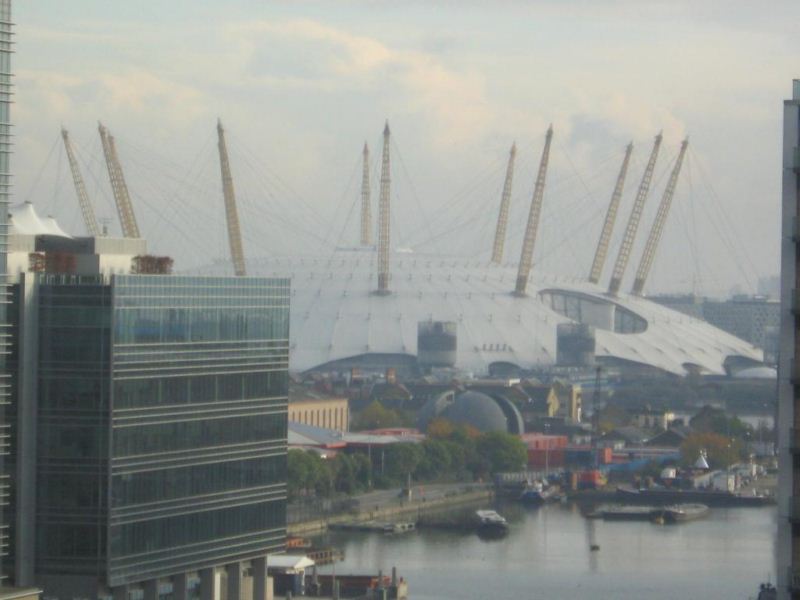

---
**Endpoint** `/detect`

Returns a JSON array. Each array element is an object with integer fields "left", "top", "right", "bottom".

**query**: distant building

[
  {"left": 650, "top": 293, "right": 779, "bottom": 363},
  {"left": 778, "top": 79, "right": 800, "bottom": 600},
  {"left": 288, "top": 385, "right": 350, "bottom": 431},
  {"left": 551, "top": 381, "right": 583, "bottom": 423},
  {"left": 627, "top": 407, "right": 675, "bottom": 431}
]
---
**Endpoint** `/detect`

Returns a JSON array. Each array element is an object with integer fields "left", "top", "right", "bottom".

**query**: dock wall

[{"left": 288, "top": 488, "right": 493, "bottom": 536}]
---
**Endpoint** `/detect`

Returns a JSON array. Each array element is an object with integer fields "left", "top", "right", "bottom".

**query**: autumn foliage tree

[{"left": 680, "top": 432, "right": 745, "bottom": 469}]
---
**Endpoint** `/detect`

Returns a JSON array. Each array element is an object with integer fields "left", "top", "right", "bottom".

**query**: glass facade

[
  {"left": 0, "top": 0, "right": 11, "bottom": 584},
  {"left": 35, "top": 274, "right": 290, "bottom": 588}
]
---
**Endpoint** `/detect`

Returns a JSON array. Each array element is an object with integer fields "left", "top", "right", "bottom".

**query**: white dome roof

[{"left": 192, "top": 249, "right": 763, "bottom": 376}]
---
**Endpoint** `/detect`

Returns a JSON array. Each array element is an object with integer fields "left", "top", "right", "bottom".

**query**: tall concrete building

[{"left": 778, "top": 79, "right": 800, "bottom": 599}]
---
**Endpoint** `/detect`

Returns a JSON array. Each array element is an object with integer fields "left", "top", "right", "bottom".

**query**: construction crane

[
  {"left": 490, "top": 142, "right": 517, "bottom": 264},
  {"left": 631, "top": 138, "right": 689, "bottom": 296},
  {"left": 61, "top": 127, "right": 101, "bottom": 237},
  {"left": 514, "top": 126, "right": 553, "bottom": 296},
  {"left": 98, "top": 122, "right": 141, "bottom": 238},
  {"left": 360, "top": 142, "right": 372, "bottom": 246},
  {"left": 606, "top": 132, "right": 662, "bottom": 296},
  {"left": 216, "top": 119, "right": 247, "bottom": 277},
  {"left": 376, "top": 121, "right": 391, "bottom": 294},
  {"left": 588, "top": 142, "right": 633, "bottom": 284}
]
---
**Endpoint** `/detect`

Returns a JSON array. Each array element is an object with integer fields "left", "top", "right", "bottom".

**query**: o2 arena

[{"left": 55, "top": 121, "right": 764, "bottom": 377}]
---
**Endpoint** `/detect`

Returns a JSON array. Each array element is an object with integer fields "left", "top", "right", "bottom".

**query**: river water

[{"left": 316, "top": 501, "right": 777, "bottom": 600}]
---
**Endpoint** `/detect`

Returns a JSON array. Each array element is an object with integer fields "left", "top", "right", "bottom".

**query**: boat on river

[
  {"left": 587, "top": 503, "right": 709, "bottom": 524},
  {"left": 474, "top": 510, "right": 509, "bottom": 536},
  {"left": 656, "top": 503, "right": 710, "bottom": 523},
  {"left": 519, "top": 482, "right": 560, "bottom": 506},
  {"left": 616, "top": 485, "right": 773, "bottom": 507}
]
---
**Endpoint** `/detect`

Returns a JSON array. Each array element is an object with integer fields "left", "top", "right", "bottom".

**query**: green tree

[
  {"left": 690, "top": 406, "right": 752, "bottom": 439},
  {"left": 288, "top": 449, "right": 330, "bottom": 499},
  {"left": 416, "top": 439, "right": 453, "bottom": 480},
  {"left": 476, "top": 431, "right": 528, "bottom": 473},
  {"left": 680, "top": 432, "right": 744, "bottom": 469},
  {"left": 384, "top": 442, "right": 424, "bottom": 482},
  {"left": 352, "top": 401, "right": 406, "bottom": 430}
]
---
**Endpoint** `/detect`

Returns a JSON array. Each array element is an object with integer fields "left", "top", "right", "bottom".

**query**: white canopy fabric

[{"left": 193, "top": 250, "right": 763, "bottom": 376}]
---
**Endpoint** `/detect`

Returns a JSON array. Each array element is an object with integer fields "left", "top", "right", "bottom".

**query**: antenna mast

[
  {"left": 631, "top": 138, "right": 689, "bottom": 295},
  {"left": 376, "top": 121, "right": 391, "bottom": 294},
  {"left": 360, "top": 142, "right": 372, "bottom": 246},
  {"left": 588, "top": 142, "right": 633, "bottom": 284},
  {"left": 61, "top": 127, "right": 101, "bottom": 237},
  {"left": 98, "top": 123, "right": 140, "bottom": 238},
  {"left": 514, "top": 126, "right": 553, "bottom": 296},
  {"left": 217, "top": 119, "right": 247, "bottom": 277},
  {"left": 491, "top": 142, "right": 517, "bottom": 264},
  {"left": 607, "top": 132, "right": 662, "bottom": 295}
]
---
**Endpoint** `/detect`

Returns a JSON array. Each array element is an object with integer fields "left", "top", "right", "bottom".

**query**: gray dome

[{"left": 441, "top": 391, "right": 511, "bottom": 433}]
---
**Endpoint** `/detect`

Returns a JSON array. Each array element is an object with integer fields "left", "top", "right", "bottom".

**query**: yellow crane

[
  {"left": 514, "top": 126, "right": 553, "bottom": 296},
  {"left": 588, "top": 143, "right": 633, "bottom": 284},
  {"left": 491, "top": 142, "right": 517, "bottom": 264},
  {"left": 631, "top": 139, "right": 689, "bottom": 296},
  {"left": 61, "top": 127, "right": 101, "bottom": 237},
  {"left": 216, "top": 119, "right": 246, "bottom": 277},
  {"left": 607, "top": 133, "right": 662, "bottom": 296},
  {"left": 98, "top": 122, "right": 140, "bottom": 238}
]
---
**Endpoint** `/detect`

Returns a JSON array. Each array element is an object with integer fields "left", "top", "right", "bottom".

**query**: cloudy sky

[{"left": 11, "top": 1, "right": 799, "bottom": 296}]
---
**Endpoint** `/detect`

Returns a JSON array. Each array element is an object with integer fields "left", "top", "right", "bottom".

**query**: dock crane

[
  {"left": 631, "top": 139, "right": 689, "bottom": 296},
  {"left": 514, "top": 126, "right": 553, "bottom": 296},
  {"left": 98, "top": 123, "right": 141, "bottom": 238},
  {"left": 61, "top": 127, "right": 101, "bottom": 237},
  {"left": 588, "top": 143, "right": 633, "bottom": 284},
  {"left": 216, "top": 119, "right": 247, "bottom": 277},
  {"left": 607, "top": 133, "right": 662, "bottom": 296},
  {"left": 491, "top": 142, "right": 517, "bottom": 264}
]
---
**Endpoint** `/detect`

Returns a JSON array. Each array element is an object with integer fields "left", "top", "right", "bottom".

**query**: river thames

[{"left": 316, "top": 501, "right": 776, "bottom": 600}]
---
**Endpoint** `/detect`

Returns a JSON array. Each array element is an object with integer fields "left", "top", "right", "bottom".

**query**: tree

[
  {"left": 384, "top": 443, "right": 424, "bottom": 483},
  {"left": 288, "top": 449, "right": 330, "bottom": 499},
  {"left": 596, "top": 405, "right": 632, "bottom": 434},
  {"left": 352, "top": 400, "right": 406, "bottom": 430},
  {"left": 476, "top": 431, "right": 528, "bottom": 474},
  {"left": 426, "top": 418, "right": 455, "bottom": 439},
  {"left": 690, "top": 406, "right": 752, "bottom": 439},
  {"left": 416, "top": 439, "right": 453, "bottom": 480},
  {"left": 680, "top": 432, "right": 744, "bottom": 469}
]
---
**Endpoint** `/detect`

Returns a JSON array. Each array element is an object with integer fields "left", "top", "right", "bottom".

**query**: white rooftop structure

[
  {"left": 196, "top": 249, "right": 763, "bottom": 377},
  {"left": 8, "top": 201, "right": 71, "bottom": 238}
]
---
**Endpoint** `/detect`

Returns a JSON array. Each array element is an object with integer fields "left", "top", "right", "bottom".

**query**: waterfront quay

[{"left": 287, "top": 483, "right": 492, "bottom": 535}]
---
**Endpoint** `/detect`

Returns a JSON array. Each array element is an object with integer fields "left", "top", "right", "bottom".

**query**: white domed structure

[{"left": 196, "top": 250, "right": 763, "bottom": 377}]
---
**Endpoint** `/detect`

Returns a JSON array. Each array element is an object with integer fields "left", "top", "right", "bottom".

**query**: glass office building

[
  {"left": 35, "top": 274, "right": 289, "bottom": 596},
  {"left": 0, "top": 0, "right": 12, "bottom": 584}
]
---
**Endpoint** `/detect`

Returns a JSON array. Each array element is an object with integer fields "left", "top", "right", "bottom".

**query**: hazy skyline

[{"left": 11, "top": 1, "right": 799, "bottom": 296}]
